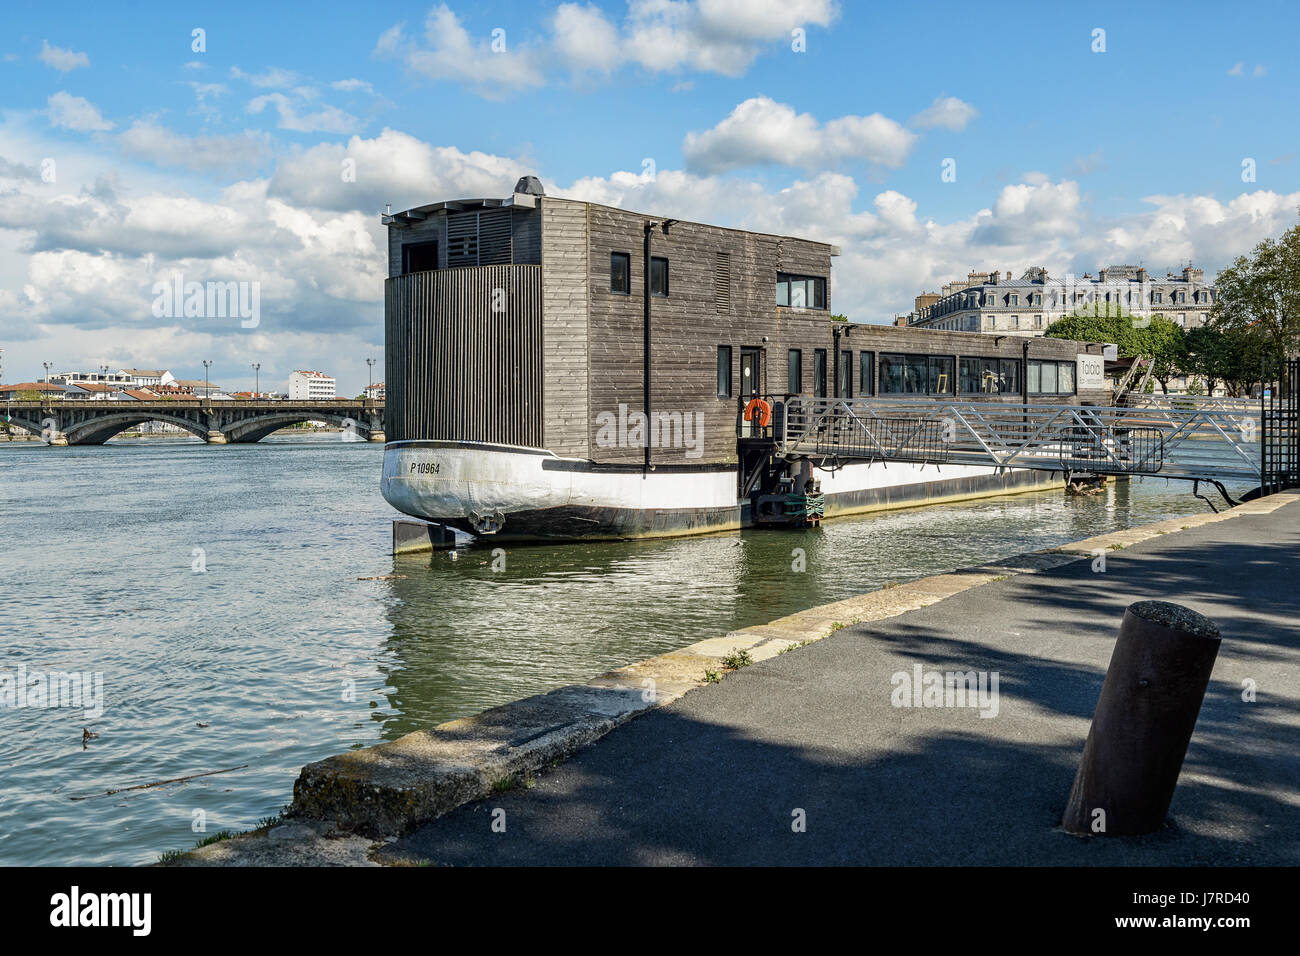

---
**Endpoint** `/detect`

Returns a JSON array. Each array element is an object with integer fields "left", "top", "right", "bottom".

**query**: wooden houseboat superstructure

[{"left": 380, "top": 179, "right": 1110, "bottom": 541}]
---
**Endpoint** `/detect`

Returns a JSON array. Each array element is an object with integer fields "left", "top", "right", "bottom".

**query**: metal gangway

[{"left": 776, "top": 395, "right": 1263, "bottom": 500}]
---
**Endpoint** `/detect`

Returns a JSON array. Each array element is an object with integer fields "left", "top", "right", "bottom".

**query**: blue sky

[{"left": 1, "top": 0, "right": 1298, "bottom": 393}]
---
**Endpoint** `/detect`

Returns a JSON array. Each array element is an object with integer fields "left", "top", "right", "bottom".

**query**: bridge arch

[
  {"left": 221, "top": 412, "right": 376, "bottom": 443},
  {"left": 63, "top": 412, "right": 211, "bottom": 445},
  {"left": 2, "top": 413, "right": 50, "bottom": 440}
]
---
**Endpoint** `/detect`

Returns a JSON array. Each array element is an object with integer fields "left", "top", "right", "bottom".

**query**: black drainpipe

[{"left": 642, "top": 221, "right": 653, "bottom": 474}]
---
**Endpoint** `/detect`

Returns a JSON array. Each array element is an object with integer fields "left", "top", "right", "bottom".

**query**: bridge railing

[{"left": 776, "top": 397, "right": 1261, "bottom": 482}]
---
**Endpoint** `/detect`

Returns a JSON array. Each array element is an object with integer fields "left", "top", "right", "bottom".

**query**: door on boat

[{"left": 740, "top": 347, "right": 762, "bottom": 436}]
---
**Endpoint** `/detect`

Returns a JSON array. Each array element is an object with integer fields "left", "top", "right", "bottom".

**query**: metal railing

[{"left": 776, "top": 396, "right": 1261, "bottom": 483}]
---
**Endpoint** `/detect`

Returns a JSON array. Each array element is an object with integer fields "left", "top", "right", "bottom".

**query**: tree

[
  {"left": 1137, "top": 315, "right": 1185, "bottom": 394},
  {"left": 1183, "top": 324, "right": 1266, "bottom": 397},
  {"left": 1044, "top": 304, "right": 1144, "bottom": 357},
  {"left": 1212, "top": 209, "right": 1300, "bottom": 374}
]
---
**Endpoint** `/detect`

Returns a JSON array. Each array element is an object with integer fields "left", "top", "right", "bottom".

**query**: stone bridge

[{"left": 2, "top": 400, "right": 385, "bottom": 445}]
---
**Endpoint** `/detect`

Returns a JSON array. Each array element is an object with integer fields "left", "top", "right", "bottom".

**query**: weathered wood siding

[
  {"left": 580, "top": 200, "right": 836, "bottom": 465},
  {"left": 385, "top": 265, "right": 543, "bottom": 446},
  {"left": 539, "top": 199, "right": 590, "bottom": 458}
]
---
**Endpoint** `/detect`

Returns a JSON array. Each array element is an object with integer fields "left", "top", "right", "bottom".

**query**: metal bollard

[{"left": 1062, "top": 600, "right": 1221, "bottom": 836}]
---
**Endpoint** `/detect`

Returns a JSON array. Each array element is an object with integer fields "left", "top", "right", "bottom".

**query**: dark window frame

[
  {"left": 401, "top": 240, "right": 439, "bottom": 275},
  {"left": 836, "top": 349, "right": 853, "bottom": 398},
  {"left": 610, "top": 251, "right": 631, "bottom": 294},
  {"left": 859, "top": 351, "right": 875, "bottom": 396},
  {"left": 651, "top": 256, "right": 669, "bottom": 297},
  {"left": 776, "top": 272, "right": 828, "bottom": 311},
  {"left": 959, "top": 356, "right": 1023, "bottom": 394},
  {"left": 787, "top": 348, "right": 803, "bottom": 394},
  {"left": 873, "top": 351, "right": 956, "bottom": 395},
  {"left": 813, "top": 349, "right": 828, "bottom": 398},
  {"left": 1027, "top": 359, "right": 1077, "bottom": 396},
  {"left": 716, "top": 345, "right": 733, "bottom": 398}
]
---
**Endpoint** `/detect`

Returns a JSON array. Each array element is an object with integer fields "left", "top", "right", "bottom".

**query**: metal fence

[{"left": 777, "top": 396, "right": 1261, "bottom": 483}]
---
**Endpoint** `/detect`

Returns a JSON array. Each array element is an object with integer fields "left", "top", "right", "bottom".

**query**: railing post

[{"left": 1062, "top": 600, "right": 1220, "bottom": 836}]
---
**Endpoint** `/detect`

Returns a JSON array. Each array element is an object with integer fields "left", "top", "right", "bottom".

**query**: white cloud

[
  {"left": 231, "top": 66, "right": 299, "bottom": 88},
  {"left": 47, "top": 91, "right": 114, "bottom": 131},
  {"left": 620, "top": 0, "right": 837, "bottom": 76},
  {"left": 118, "top": 120, "right": 271, "bottom": 173},
  {"left": 331, "top": 78, "right": 374, "bottom": 93},
  {"left": 248, "top": 92, "right": 358, "bottom": 134},
  {"left": 909, "top": 95, "right": 977, "bottom": 131},
  {"left": 552, "top": 3, "right": 622, "bottom": 73},
  {"left": 377, "top": 0, "right": 838, "bottom": 96},
  {"left": 267, "top": 128, "right": 524, "bottom": 213},
  {"left": 376, "top": 4, "right": 544, "bottom": 98},
  {"left": 1228, "top": 61, "right": 1267, "bottom": 78},
  {"left": 683, "top": 97, "right": 916, "bottom": 173},
  {"left": 39, "top": 40, "right": 89, "bottom": 72}
]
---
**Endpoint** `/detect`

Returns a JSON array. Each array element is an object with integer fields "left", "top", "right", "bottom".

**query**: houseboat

[{"left": 380, "top": 177, "right": 1110, "bottom": 542}]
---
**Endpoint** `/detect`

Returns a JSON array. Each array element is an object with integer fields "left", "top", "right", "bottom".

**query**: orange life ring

[{"left": 743, "top": 398, "right": 772, "bottom": 427}]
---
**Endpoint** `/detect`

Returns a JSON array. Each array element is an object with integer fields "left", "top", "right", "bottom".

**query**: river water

[{"left": 0, "top": 434, "right": 1249, "bottom": 865}]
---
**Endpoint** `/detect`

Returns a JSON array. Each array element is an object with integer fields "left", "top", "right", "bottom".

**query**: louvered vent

[
  {"left": 714, "top": 251, "right": 731, "bottom": 314},
  {"left": 446, "top": 212, "right": 480, "bottom": 267},
  {"left": 477, "top": 208, "right": 513, "bottom": 265}
]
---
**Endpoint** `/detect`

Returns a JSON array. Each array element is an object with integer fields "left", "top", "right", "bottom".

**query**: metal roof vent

[{"left": 514, "top": 175, "right": 545, "bottom": 196}]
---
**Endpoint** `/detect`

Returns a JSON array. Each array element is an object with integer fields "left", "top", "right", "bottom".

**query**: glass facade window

[
  {"left": 776, "top": 273, "right": 827, "bottom": 310},
  {"left": 716, "top": 346, "right": 732, "bottom": 398},
  {"left": 836, "top": 350, "right": 853, "bottom": 397},
  {"left": 880, "top": 353, "right": 951, "bottom": 394},
  {"left": 787, "top": 349, "right": 802, "bottom": 394},
  {"left": 813, "top": 349, "right": 827, "bottom": 398},
  {"left": 960, "top": 357, "right": 1022, "bottom": 394},
  {"left": 650, "top": 257, "right": 669, "bottom": 296},
  {"left": 1028, "top": 359, "right": 1076, "bottom": 395},
  {"left": 859, "top": 351, "right": 874, "bottom": 396},
  {"left": 928, "top": 356, "right": 954, "bottom": 394},
  {"left": 610, "top": 252, "right": 630, "bottom": 294}
]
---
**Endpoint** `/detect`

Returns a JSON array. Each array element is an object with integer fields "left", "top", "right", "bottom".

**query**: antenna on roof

[{"left": 385, "top": 203, "right": 392, "bottom": 216}]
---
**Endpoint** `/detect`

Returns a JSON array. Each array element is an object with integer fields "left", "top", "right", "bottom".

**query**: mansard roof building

[{"left": 904, "top": 265, "right": 1215, "bottom": 337}]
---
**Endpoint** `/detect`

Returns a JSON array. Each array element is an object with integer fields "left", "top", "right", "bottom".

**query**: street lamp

[
  {"left": 251, "top": 362, "right": 260, "bottom": 400},
  {"left": 365, "top": 357, "right": 376, "bottom": 399},
  {"left": 202, "top": 360, "right": 212, "bottom": 399}
]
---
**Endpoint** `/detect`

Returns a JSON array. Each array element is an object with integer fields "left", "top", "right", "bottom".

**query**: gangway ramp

[{"left": 776, "top": 396, "right": 1262, "bottom": 486}]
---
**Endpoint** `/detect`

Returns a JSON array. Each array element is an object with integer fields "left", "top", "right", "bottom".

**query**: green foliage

[
  {"left": 1212, "top": 210, "right": 1300, "bottom": 369},
  {"left": 720, "top": 648, "right": 753, "bottom": 670},
  {"left": 1184, "top": 323, "right": 1266, "bottom": 396},
  {"left": 830, "top": 313, "right": 849, "bottom": 323}
]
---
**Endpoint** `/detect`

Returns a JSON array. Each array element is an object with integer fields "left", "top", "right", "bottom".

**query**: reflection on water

[
  {"left": 372, "top": 474, "right": 1227, "bottom": 738},
  {"left": 0, "top": 435, "right": 1243, "bottom": 865}
]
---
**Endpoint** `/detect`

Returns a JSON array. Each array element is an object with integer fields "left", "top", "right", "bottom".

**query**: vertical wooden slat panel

[{"left": 384, "top": 265, "right": 543, "bottom": 447}]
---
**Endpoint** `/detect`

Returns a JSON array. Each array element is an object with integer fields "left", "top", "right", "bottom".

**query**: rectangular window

[
  {"left": 401, "top": 241, "right": 438, "bottom": 275},
  {"left": 610, "top": 252, "right": 630, "bottom": 294},
  {"left": 776, "top": 273, "right": 827, "bottom": 310},
  {"left": 1009, "top": 294, "right": 1019, "bottom": 306},
  {"left": 880, "top": 354, "right": 952, "bottom": 394},
  {"left": 928, "top": 356, "right": 954, "bottom": 395},
  {"left": 837, "top": 350, "right": 853, "bottom": 398},
  {"left": 859, "top": 352, "right": 874, "bottom": 396},
  {"left": 1027, "top": 359, "right": 1076, "bottom": 395},
  {"left": 716, "top": 346, "right": 732, "bottom": 398},
  {"left": 650, "top": 256, "right": 669, "bottom": 297},
  {"left": 787, "top": 349, "right": 802, "bottom": 394},
  {"left": 813, "top": 349, "right": 827, "bottom": 398},
  {"left": 960, "top": 357, "right": 1022, "bottom": 394}
]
